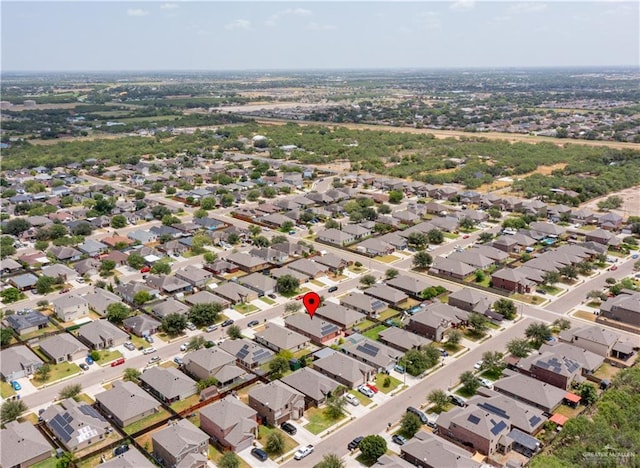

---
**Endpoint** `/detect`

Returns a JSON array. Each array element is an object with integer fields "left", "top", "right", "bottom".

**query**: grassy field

[
  {"left": 375, "top": 373, "right": 402, "bottom": 394},
  {"left": 260, "top": 296, "right": 276, "bottom": 305},
  {"left": 0, "top": 381, "right": 16, "bottom": 398},
  {"left": 375, "top": 254, "right": 400, "bottom": 263},
  {"left": 363, "top": 324, "right": 388, "bottom": 340},
  {"left": 33, "top": 362, "right": 81, "bottom": 386},
  {"left": 123, "top": 408, "right": 171, "bottom": 435},
  {"left": 96, "top": 349, "right": 123, "bottom": 364},
  {"left": 234, "top": 303, "right": 259, "bottom": 314},
  {"left": 303, "top": 406, "right": 346, "bottom": 435},
  {"left": 257, "top": 425, "right": 298, "bottom": 459},
  {"left": 170, "top": 394, "right": 200, "bottom": 413}
]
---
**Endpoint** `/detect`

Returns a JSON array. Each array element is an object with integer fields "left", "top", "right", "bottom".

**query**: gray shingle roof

[
  {"left": 95, "top": 381, "right": 159, "bottom": 424},
  {"left": 0, "top": 421, "right": 52, "bottom": 468}
]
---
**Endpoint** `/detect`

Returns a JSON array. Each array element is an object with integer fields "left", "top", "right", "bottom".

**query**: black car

[
  {"left": 280, "top": 421, "right": 297, "bottom": 435},
  {"left": 79, "top": 363, "right": 89, "bottom": 371},
  {"left": 348, "top": 436, "right": 364, "bottom": 451},
  {"left": 113, "top": 445, "right": 129, "bottom": 456},
  {"left": 221, "top": 319, "right": 234, "bottom": 327},
  {"left": 247, "top": 320, "right": 260, "bottom": 328},
  {"left": 449, "top": 394, "right": 467, "bottom": 407},
  {"left": 268, "top": 293, "right": 277, "bottom": 299},
  {"left": 328, "top": 286, "right": 338, "bottom": 293},
  {"left": 251, "top": 448, "right": 268, "bottom": 462}
]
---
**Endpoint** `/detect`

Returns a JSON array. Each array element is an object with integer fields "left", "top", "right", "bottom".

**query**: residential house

[
  {"left": 363, "top": 284, "right": 408, "bottom": 307},
  {"left": 512, "top": 351, "right": 583, "bottom": 390},
  {"left": 342, "top": 223, "right": 372, "bottom": 239},
  {"left": 315, "top": 303, "right": 366, "bottom": 330},
  {"left": 52, "top": 295, "right": 89, "bottom": 322},
  {"left": 493, "top": 372, "right": 569, "bottom": 413},
  {"left": 115, "top": 282, "right": 158, "bottom": 305},
  {"left": 0, "top": 421, "right": 52, "bottom": 468},
  {"left": 408, "top": 303, "right": 469, "bottom": 342},
  {"left": 145, "top": 275, "right": 192, "bottom": 296},
  {"left": 341, "top": 334, "right": 403, "bottom": 372},
  {"left": 184, "top": 347, "right": 246, "bottom": 387},
  {"left": 41, "top": 264, "right": 77, "bottom": 282},
  {"left": 470, "top": 245, "right": 510, "bottom": 263},
  {"left": 284, "top": 314, "right": 341, "bottom": 345},
  {"left": 378, "top": 328, "right": 431, "bottom": 353},
  {"left": 0, "top": 345, "right": 44, "bottom": 381},
  {"left": 599, "top": 291, "right": 640, "bottom": 328},
  {"left": 4, "top": 310, "right": 49, "bottom": 336},
  {"left": 39, "top": 334, "right": 88, "bottom": 363},
  {"left": 77, "top": 239, "right": 108, "bottom": 256},
  {"left": 48, "top": 245, "right": 82, "bottom": 262},
  {"left": 122, "top": 314, "right": 161, "bottom": 338},
  {"left": 199, "top": 396, "right": 257, "bottom": 452},
  {"left": 139, "top": 367, "right": 197, "bottom": 404},
  {"left": 100, "top": 449, "right": 155, "bottom": 468},
  {"left": 430, "top": 257, "right": 475, "bottom": 280},
  {"left": 249, "top": 247, "right": 288, "bottom": 265},
  {"left": 288, "top": 258, "right": 328, "bottom": 279},
  {"left": 598, "top": 212, "right": 624, "bottom": 231},
  {"left": 77, "top": 320, "right": 129, "bottom": 350},
  {"left": 42, "top": 399, "right": 111, "bottom": 452},
  {"left": 448, "top": 289, "right": 494, "bottom": 316},
  {"left": 83, "top": 288, "right": 121, "bottom": 316},
  {"left": 379, "top": 232, "right": 408, "bottom": 251},
  {"left": 184, "top": 290, "right": 230, "bottom": 309},
  {"left": 571, "top": 208, "right": 598, "bottom": 225},
  {"left": 239, "top": 273, "right": 277, "bottom": 297},
  {"left": 270, "top": 266, "right": 309, "bottom": 283},
  {"left": 248, "top": 380, "right": 305, "bottom": 425},
  {"left": 152, "top": 298, "right": 191, "bottom": 318},
  {"left": 73, "top": 258, "right": 101, "bottom": 277},
  {"left": 585, "top": 228, "right": 619, "bottom": 246},
  {"left": 8, "top": 273, "right": 39, "bottom": 291},
  {"left": 211, "top": 282, "right": 257, "bottom": 305},
  {"left": 314, "top": 253, "right": 348, "bottom": 273},
  {"left": 356, "top": 238, "right": 394, "bottom": 256},
  {"left": 175, "top": 266, "right": 213, "bottom": 288},
  {"left": 226, "top": 252, "right": 269, "bottom": 273},
  {"left": 447, "top": 250, "right": 495, "bottom": 270},
  {"left": 0, "top": 258, "right": 22, "bottom": 274},
  {"left": 254, "top": 323, "right": 310, "bottom": 353},
  {"left": 491, "top": 267, "right": 534, "bottom": 294},
  {"left": 340, "top": 292, "right": 387, "bottom": 318},
  {"left": 152, "top": 420, "right": 208, "bottom": 468},
  {"left": 559, "top": 325, "right": 635, "bottom": 360},
  {"left": 204, "top": 259, "right": 238, "bottom": 275},
  {"left": 281, "top": 367, "right": 341, "bottom": 408},
  {"left": 386, "top": 275, "right": 431, "bottom": 299},
  {"left": 95, "top": 381, "right": 160, "bottom": 428},
  {"left": 400, "top": 431, "right": 481, "bottom": 468},
  {"left": 158, "top": 239, "right": 189, "bottom": 257},
  {"left": 219, "top": 339, "right": 274, "bottom": 370},
  {"left": 312, "top": 350, "right": 376, "bottom": 388}
]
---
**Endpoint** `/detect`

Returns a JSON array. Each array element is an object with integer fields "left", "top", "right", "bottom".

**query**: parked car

[
  {"left": 280, "top": 421, "right": 297, "bottom": 435},
  {"left": 247, "top": 320, "right": 260, "bottom": 327},
  {"left": 474, "top": 360, "right": 483, "bottom": 370},
  {"left": 328, "top": 286, "right": 338, "bottom": 293},
  {"left": 463, "top": 234, "right": 470, "bottom": 239},
  {"left": 250, "top": 448, "right": 268, "bottom": 462},
  {"left": 113, "top": 445, "right": 129, "bottom": 456},
  {"left": 221, "top": 319, "right": 234, "bottom": 327},
  {"left": 148, "top": 356, "right": 160, "bottom": 364},
  {"left": 366, "top": 383, "right": 379, "bottom": 394},
  {"left": 79, "top": 363, "right": 89, "bottom": 371},
  {"left": 392, "top": 434, "right": 408, "bottom": 445},
  {"left": 140, "top": 266, "right": 151, "bottom": 273},
  {"left": 59, "top": 288, "right": 70, "bottom": 294},
  {"left": 450, "top": 394, "right": 467, "bottom": 407},
  {"left": 205, "top": 325, "right": 218, "bottom": 332},
  {"left": 479, "top": 378, "right": 494, "bottom": 389},
  {"left": 295, "top": 295, "right": 304, "bottom": 300},
  {"left": 144, "top": 335, "right": 154, "bottom": 343},
  {"left": 186, "top": 322, "right": 197, "bottom": 331},
  {"left": 357, "top": 385, "right": 375, "bottom": 398},
  {"left": 174, "top": 357, "right": 183, "bottom": 365},
  {"left": 180, "top": 343, "right": 188, "bottom": 352},
  {"left": 632, "top": 254, "right": 639, "bottom": 259},
  {"left": 294, "top": 444, "right": 314, "bottom": 460},
  {"left": 85, "top": 356, "right": 94, "bottom": 365},
  {"left": 111, "top": 357, "right": 125, "bottom": 367},
  {"left": 610, "top": 265, "right": 618, "bottom": 271},
  {"left": 268, "top": 293, "right": 277, "bottom": 299},
  {"left": 394, "top": 364, "right": 405, "bottom": 374},
  {"left": 10, "top": 380, "right": 21, "bottom": 391},
  {"left": 143, "top": 347, "right": 156, "bottom": 355},
  {"left": 407, "top": 406, "right": 428, "bottom": 424},
  {"left": 123, "top": 342, "right": 136, "bottom": 351},
  {"left": 348, "top": 436, "right": 364, "bottom": 451},
  {"left": 345, "top": 394, "right": 360, "bottom": 406},
  {"left": 439, "top": 349, "right": 449, "bottom": 357}
]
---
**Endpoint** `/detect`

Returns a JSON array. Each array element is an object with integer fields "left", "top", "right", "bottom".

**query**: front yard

[
  {"left": 208, "top": 444, "right": 251, "bottom": 468},
  {"left": 303, "top": 406, "right": 346, "bottom": 435},
  {"left": 375, "top": 254, "right": 400, "bottom": 263},
  {"left": 0, "top": 380, "right": 16, "bottom": 398},
  {"left": 123, "top": 408, "right": 171, "bottom": 435},
  {"left": 260, "top": 296, "right": 276, "bottom": 305},
  {"left": 32, "top": 362, "right": 82, "bottom": 386},
  {"left": 95, "top": 349, "right": 123, "bottom": 364},
  {"left": 375, "top": 373, "right": 402, "bottom": 394},
  {"left": 257, "top": 425, "right": 298, "bottom": 459},
  {"left": 234, "top": 303, "right": 259, "bottom": 314},
  {"left": 348, "top": 389, "right": 372, "bottom": 406},
  {"left": 573, "top": 310, "right": 597, "bottom": 322},
  {"left": 512, "top": 293, "right": 543, "bottom": 305}
]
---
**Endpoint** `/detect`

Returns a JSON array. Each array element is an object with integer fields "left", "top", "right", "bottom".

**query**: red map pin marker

[{"left": 302, "top": 292, "right": 320, "bottom": 319}]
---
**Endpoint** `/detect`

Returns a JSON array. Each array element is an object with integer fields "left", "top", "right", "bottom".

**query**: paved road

[{"left": 282, "top": 318, "right": 535, "bottom": 467}]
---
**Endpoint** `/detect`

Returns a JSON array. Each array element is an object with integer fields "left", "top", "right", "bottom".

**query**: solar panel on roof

[
  {"left": 491, "top": 420, "right": 508, "bottom": 435},
  {"left": 50, "top": 414, "right": 73, "bottom": 442},
  {"left": 529, "top": 416, "right": 542, "bottom": 427},
  {"left": 467, "top": 414, "right": 481, "bottom": 425},
  {"left": 479, "top": 402, "right": 510, "bottom": 419},
  {"left": 237, "top": 348, "right": 249, "bottom": 359},
  {"left": 79, "top": 404, "right": 105, "bottom": 421},
  {"left": 356, "top": 345, "right": 378, "bottom": 357},
  {"left": 321, "top": 324, "right": 338, "bottom": 335}
]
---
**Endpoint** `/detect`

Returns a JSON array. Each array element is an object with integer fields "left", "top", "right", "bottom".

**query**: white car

[
  {"left": 479, "top": 378, "right": 493, "bottom": 389},
  {"left": 180, "top": 343, "right": 188, "bottom": 352},
  {"left": 143, "top": 347, "right": 157, "bottom": 355},
  {"left": 345, "top": 394, "right": 360, "bottom": 406},
  {"left": 294, "top": 444, "right": 314, "bottom": 460},
  {"left": 357, "top": 385, "right": 375, "bottom": 398},
  {"left": 474, "top": 360, "right": 483, "bottom": 370}
]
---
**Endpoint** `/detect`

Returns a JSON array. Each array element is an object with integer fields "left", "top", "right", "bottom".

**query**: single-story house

[
  {"left": 284, "top": 314, "right": 341, "bottom": 345},
  {"left": 314, "top": 303, "right": 366, "bottom": 330},
  {"left": 219, "top": 339, "right": 274, "bottom": 370},
  {"left": 42, "top": 399, "right": 110, "bottom": 452},
  {"left": 95, "top": 380, "right": 160, "bottom": 428},
  {"left": 122, "top": 314, "right": 161, "bottom": 337},
  {"left": 378, "top": 327, "right": 431, "bottom": 352},
  {"left": 340, "top": 292, "right": 387, "bottom": 318},
  {"left": 38, "top": 334, "right": 88, "bottom": 363},
  {"left": 0, "top": 421, "right": 52, "bottom": 468},
  {"left": 341, "top": 334, "right": 403, "bottom": 372},
  {"left": 210, "top": 282, "right": 258, "bottom": 305},
  {"left": 239, "top": 273, "right": 277, "bottom": 296},
  {"left": 0, "top": 345, "right": 44, "bottom": 381},
  {"left": 363, "top": 284, "right": 409, "bottom": 307},
  {"left": 139, "top": 367, "right": 197, "bottom": 404},
  {"left": 312, "top": 350, "right": 376, "bottom": 389},
  {"left": 77, "top": 320, "right": 129, "bottom": 350},
  {"left": 184, "top": 290, "right": 230, "bottom": 309},
  {"left": 175, "top": 266, "right": 213, "bottom": 288},
  {"left": 4, "top": 310, "right": 49, "bottom": 336},
  {"left": 254, "top": 323, "right": 310, "bottom": 353}
]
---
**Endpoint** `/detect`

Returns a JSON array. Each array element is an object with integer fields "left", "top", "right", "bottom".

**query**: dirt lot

[{"left": 581, "top": 186, "right": 640, "bottom": 217}]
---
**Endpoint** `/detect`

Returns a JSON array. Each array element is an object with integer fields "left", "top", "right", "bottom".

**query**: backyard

[
  {"left": 170, "top": 394, "right": 200, "bottom": 413},
  {"left": 123, "top": 408, "right": 171, "bottom": 435},
  {"left": 363, "top": 324, "right": 388, "bottom": 341}
]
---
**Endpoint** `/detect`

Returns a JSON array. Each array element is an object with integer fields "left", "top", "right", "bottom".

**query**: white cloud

[
  {"left": 265, "top": 8, "right": 313, "bottom": 27},
  {"left": 127, "top": 8, "right": 149, "bottom": 17},
  {"left": 507, "top": 3, "right": 547, "bottom": 14},
  {"left": 160, "top": 3, "right": 179, "bottom": 10},
  {"left": 450, "top": 0, "right": 475, "bottom": 12},
  {"left": 225, "top": 19, "right": 252, "bottom": 31},
  {"left": 306, "top": 22, "right": 336, "bottom": 31}
]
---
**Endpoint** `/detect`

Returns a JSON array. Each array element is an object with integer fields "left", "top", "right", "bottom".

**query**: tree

[
  {"left": 460, "top": 371, "right": 480, "bottom": 394},
  {"left": 123, "top": 368, "right": 141, "bottom": 383},
  {"left": 203, "top": 251, "right": 217, "bottom": 264},
  {"left": 36, "top": 275, "right": 56, "bottom": 295},
  {"left": 552, "top": 318, "right": 571, "bottom": 331},
  {"left": 480, "top": 351, "right": 505, "bottom": 374},
  {"left": 187, "top": 336, "right": 207, "bottom": 351},
  {"left": 316, "top": 453, "right": 345, "bottom": 468},
  {"left": 58, "top": 384, "right": 81, "bottom": 400},
  {"left": 162, "top": 313, "right": 187, "bottom": 336},
  {"left": 1, "top": 287, "right": 23, "bottom": 304},
  {"left": 200, "top": 197, "right": 216, "bottom": 210},
  {"left": 35, "top": 363, "right": 51, "bottom": 382},
  {"left": 506, "top": 338, "right": 531, "bottom": 358},
  {"left": 478, "top": 232, "right": 494, "bottom": 243},
  {"left": 252, "top": 236, "right": 270, "bottom": 247},
  {"left": 359, "top": 435, "right": 387, "bottom": 463},
  {"left": 285, "top": 302, "right": 302, "bottom": 314},
  {"left": 3, "top": 218, "right": 31, "bottom": 236},
  {"left": 218, "top": 451, "right": 240, "bottom": 468},
  {"left": 220, "top": 193, "right": 235, "bottom": 207},
  {"left": 72, "top": 222, "right": 93, "bottom": 236},
  {"left": 427, "top": 229, "right": 444, "bottom": 244},
  {"left": 127, "top": 253, "right": 145, "bottom": 270},
  {"left": 247, "top": 189, "right": 261, "bottom": 201},
  {"left": 133, "top": 290, "right": 151, "bottom": 305},
  {"left": 111, "top": 215, "right": 127, "bottom": 228},
  {"left": 197, "top": 377, "right": 219, "bottom": 392},
  {"left": 493, "top": 298, "right": 517, "bottom": 320},
  {"left": 542, "top": 271, "right": 560, "bottom": 285},
  {"left": 525, "top": 322, "right": 552, "bottom": 347},
  {"left": 360, "top": 274, "right": 377, "bottom": 287},
  {"left": 413, "top": 251, "right": 433, "bottom": 269},
  {"left": 400, "top": 411, "right": 422, "bottom": 438},
  {"left": 0, "top": 327, "right": 14, "bottom": 346},
  {"left": 467, "top": 312, "right": 488, "bottom": 336},
  {"left": 265, "top": 431, "right": 285, "bottom": 455},
  {"left": 385, "top": 268, "right": 399, "bottom": 280},
  {"left": 161, "top": 214, "right": 180, "bottom": 226},
  {"left": 269, "top": 355, "right": 290, "bottom": 378},
  {"left": 378, "top": 204, "right": 391, "bottom": 215},
  {"left": 56, "top": 451, "right": 78, "bottom": 468},
  {"left": 404, "top": 347, "right": 439, "bottom": 376},
  {"left": 579, "top": 383, "right": 598, "bottom": 405},
  {"left": 262, "top": 186, "right": 277, "bottom": 198},
  {"left": 407, "top": 232, "right": 428, "bottom": 250},
  {"left": 474, "top": 270, "right": 485, "bottom": 283},
  {"left": 281, "top": 221, "right": 294, "bottom": 232},
  {"left": 227, "top": 325, "right": 242, "bottom": 339},
  {"left": 558, "top": 265, "right": 578, "bottom": 281},
  {"left": 277, "top": 274, "right": 300, "bottom": 295},
  {"left": 1, "top": 400, "right": 27, "bottom": 423},
  {"left": 446, "top": 329, "right": 462, "bottom": 345},
  {"left": 151, "top": 260, "right": 171, "bottom": 275},
  {"left": 427, "top": 389, "right": 449, "bottom": 413},
  {"left": 388, "top": 190, "right": 404, "bottom": 204},
  {"left": 105, "top": 303, "right": 130, "bottom": 324},
  {"left": 459, "top": 217, "right": 475, "bottom": 231}
]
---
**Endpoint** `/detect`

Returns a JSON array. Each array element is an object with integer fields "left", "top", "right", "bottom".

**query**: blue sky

[{"left": 2, "top": 1, "right": 638, "bottom": 71}]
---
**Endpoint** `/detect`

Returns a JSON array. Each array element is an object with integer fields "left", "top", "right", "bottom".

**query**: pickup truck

[{"left": 294, "top": 444, "right": 314, "bottom": 460}]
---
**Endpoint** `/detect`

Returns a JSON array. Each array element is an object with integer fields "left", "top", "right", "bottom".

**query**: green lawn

[
  {"left": 455, "top": 387, "right": 476, "bottom": 398},
  {"left": 573, "top": 310, "right": 597, "bottom": 322},
  {"left": 462, "top": 329, "right": 485, "bottom": 341},
  {"left": 539, "top": 285, "right": 562, "bottom": 295},
  {"left": 442, "top": 342, "right": 464, "bottom": 353},
  {"left": 487, "top": 321, "right": 500, "bottom": 330},
  {"left": 363, "top": 324, "right": 388, "bottom": 341},
  {"left": 74, "top": 393, "right": 95, "bottom": 405},
  {"left": 208, "top": 444, "right": 251, "bottom": 468},
  {"left": 32, "top": 362, "right": 82, "bottom": 386},
  {"left": 512, "top": 293, "right": 543, "bottom": 305},
  {"left": 96, "top": 349, "right": 123, "bottom": 364},
  {"left": 356, "top": 319, "right": 378, "bottom": 331},
  {"left": 348, "top": 389, "right": 372, "bottom": 406},
  {"left": 593, "top": 362, "right": 621, "bottom": 380},
  {"left": 234, "top": 303, "right": 259, "bottom": 314},
  {"left": 348, "top": 265, "right": 367, "bottom": 273},
  {"left": 0, "top": 380, "right": 16, "bottom": 398},
  {"left": 170, "top": 394, "right": 200, "bottom": 413},
  {"left": 311, "top": 279, "right": 326, "bottom": 287},
  {"left": 479, "top": 369, "right": 503, "bottom": 381},
  {"left": 260, "top": 296, "right": 276, "bottom": 305},
  {"left": 32, "top": 457, "right": 58, "bottom": 468},
  {"left": 379, "top": 308, "right": 401, "bottom": 321},
  {"left": 375, "top": 373, "right": 402, "bottom": 394},
  {"left": 123, "top": 408, "right": 171, "bottom": 435},
  {"left": 303, "top": 406, "right": 346, "bottom": 435},
  {"left": 443, "top": 232, "right": 459, "bottom": 239},
  {"left": 375, "top": 254, "right": 400, "bottom": 263},
  {"left": 129, "top": 334, "right": 151, "bottom": 349},
  {"left": 257, "top": 425, "right": 298, "bottom": 458}
]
